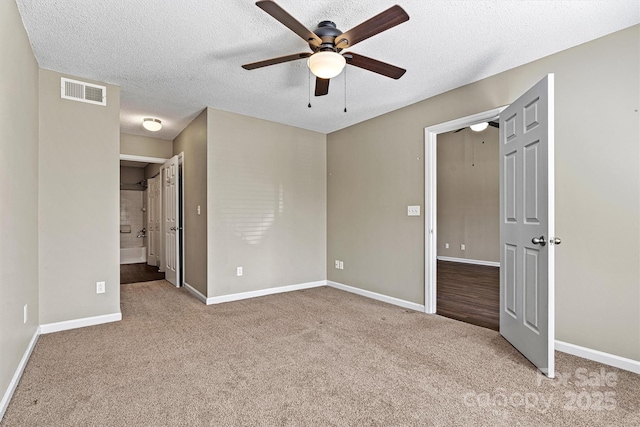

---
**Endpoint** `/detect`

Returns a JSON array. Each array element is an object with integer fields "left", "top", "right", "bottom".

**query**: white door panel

[
  {"left": 147, "top": 176, "right": 160, "bottom": 267},
  {"left": 163, "top": 155, "right": 180, "bottom": 287},
  {"left": 500, "top": 74, "right": 555, "bottom": 377}
]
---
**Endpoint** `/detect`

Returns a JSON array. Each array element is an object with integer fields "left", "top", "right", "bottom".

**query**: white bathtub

[{"left": 120, "top": 247, "right": 147, "bottom": 265}]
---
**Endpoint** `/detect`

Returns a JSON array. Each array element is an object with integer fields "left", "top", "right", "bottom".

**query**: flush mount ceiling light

[
  {"left": 142, "top": 118, "right": 162, "bottom": 132},
  {"left": 470, "top": 122, "right": 489, "bottom": 132},
  {"left": 307, "top": 51, "right": 346, "bottom": 79}
]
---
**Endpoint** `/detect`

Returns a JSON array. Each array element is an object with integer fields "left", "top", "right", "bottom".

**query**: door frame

[{"left": 423, "top": 107, "right": 506, "bottom": 314}]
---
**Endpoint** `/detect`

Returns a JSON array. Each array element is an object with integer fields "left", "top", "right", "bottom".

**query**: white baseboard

[
  {"left": 555, "top": 340, "right": 640, "bottom": 374},
  {"left": 327, "top": 281, "right": 425, "bottom": 312},
  {"left": 206, "top": 280, "right": 326, "bottom": 305},
  {"left": 184, "top": 281, "right": 207, "bottom": 304},
  {"left": 39, "top": 312, "right": 122, "bottom": 334},
  {"left": 437, "top": 256, "right": 500, "bottom": 267},
  {"left": 0, "top": 327, "right": 40, "bottom": 420}
]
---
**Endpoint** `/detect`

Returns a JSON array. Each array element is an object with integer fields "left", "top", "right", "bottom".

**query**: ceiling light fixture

[
  {"left": 308, "top": 51, "right": 346, "bottom": 79},
  {"left": 470, "top": 122, "right": 489, "bottom": 132},
  {"left": 142, "top": 118, "right": 162, "bottom": 132}
]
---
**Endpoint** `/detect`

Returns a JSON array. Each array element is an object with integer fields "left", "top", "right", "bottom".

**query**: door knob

[
  {"left": 532, "top": 236, "right": 546, "bottom": 246},
  {"left": 170, "top": 227, "right": 176, "bottom": 231},
  {"left": 549, "top": 237, "right": 561, "bottom": 245}
]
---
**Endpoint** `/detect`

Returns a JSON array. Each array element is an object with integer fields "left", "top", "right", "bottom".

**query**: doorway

[
  {"left": 434, "top": 123, "right": 500, "bottom": 330},
  {"left": 119, "top": 154, "right": 184, "bottom": 286},
  {"left": 424, "top": 107, "right": 506, "bottom": 315}
]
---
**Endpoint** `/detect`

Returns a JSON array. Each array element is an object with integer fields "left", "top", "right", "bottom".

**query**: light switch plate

[
  {"left": 237, "top": 267, "right": 243, "bottom": 276},
  {"left": 408, "top": 206, "right": 421, "bottom": 216}
]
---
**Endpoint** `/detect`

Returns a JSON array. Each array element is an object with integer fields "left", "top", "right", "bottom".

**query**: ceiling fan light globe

[
  {"left": 470, "top": 122, "right": 489, "bottom": 132},
  {"left": 143, "top": 118, "right": 162, "bottom": 132},
  {"left": 308, "top": 51, "right": 346, "bottom": 79}
]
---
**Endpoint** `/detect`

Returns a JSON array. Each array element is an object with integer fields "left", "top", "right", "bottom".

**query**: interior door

[
  {"left": 163, "top": 155, "right": 180, "bottom": 287},
  {"left": 147, "top": 176, "right": 158, "bottom": 266},
  {"left": 500, "top": 74, "right": 555, "bottom": 377}
]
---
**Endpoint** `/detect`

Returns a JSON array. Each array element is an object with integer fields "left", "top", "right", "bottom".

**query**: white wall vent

[{"left": 60, "top": 77, "right": 106, "bottom": 106}]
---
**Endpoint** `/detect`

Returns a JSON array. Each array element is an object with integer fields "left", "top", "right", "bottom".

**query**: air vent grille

[{"left": 60, "top": 77, "right": 106, "bottom": 106}]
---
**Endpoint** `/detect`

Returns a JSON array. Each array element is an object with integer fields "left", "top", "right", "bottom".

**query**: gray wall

[
  {"left": 120, "top": 133, "right": 173, "bottom": 159},
  {"left": 207, "top": 109, "right": 326, "bottom": 297},
  {"left": 327, "top": 25, "right": 640, "bottom": 361},
  {"left": 174, "top": 110, "right": 208, "bottom": 295},
  {"left": 39, "top": 69, "right": 121, "bottom": 324},
  {"left": 437, "top": 127, "right": 499, "bottom": 262},
  {"left": 0, "top": 0, "right": 40, "bottom": 414}
]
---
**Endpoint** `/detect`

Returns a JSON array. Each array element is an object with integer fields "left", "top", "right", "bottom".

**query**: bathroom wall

[
  {"left": 120, "top": 190, "right": 145, "bottom": 249},
  {"left": 120, "top": 166, "right": 146, "bottom": 249}
]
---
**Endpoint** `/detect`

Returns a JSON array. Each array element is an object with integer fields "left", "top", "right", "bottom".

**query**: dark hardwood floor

[
  {"left": 436, "top": 260, "right": 500, "bottom": 331},
  {"left": 120, "top": 263, "right": 165, "bottom": 284}
]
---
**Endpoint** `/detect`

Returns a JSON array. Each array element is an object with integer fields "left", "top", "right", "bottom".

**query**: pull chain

[
  {"left": 344, "top": 66, "right": 348, "bottom": 113},
  {"left": 308, "top": 68, "right": 312, "bottom": 108}
]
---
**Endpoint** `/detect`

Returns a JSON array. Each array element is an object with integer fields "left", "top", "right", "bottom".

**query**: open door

[
  {"left": 500, "top": 74, "right": 556, "bottom": 377},
  {"left": 163, "top": 155, "right": 180, "bottom": 287},
  {"left": 147, "top": 175, "right": 160, "bottom": 267}
]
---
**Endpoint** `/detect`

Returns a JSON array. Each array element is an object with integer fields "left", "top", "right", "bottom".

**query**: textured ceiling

[{"left": 16, "top": 0, "right": 640, "bottom": 139}]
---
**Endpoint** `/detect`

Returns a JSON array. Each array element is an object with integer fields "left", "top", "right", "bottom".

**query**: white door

[
  {"left": 500, "top": 74, "right": 555, "bottom": 377},
  {"left": 147, "top": 176, "right": 160, "bottom": 266},
  {"left": 163, "top": 156, "right": 180, "bottom": 287}
]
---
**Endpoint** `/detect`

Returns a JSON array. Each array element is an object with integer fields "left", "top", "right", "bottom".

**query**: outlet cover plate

[{"left": 96, "top": 281, "right": 106, "bottom": 294}]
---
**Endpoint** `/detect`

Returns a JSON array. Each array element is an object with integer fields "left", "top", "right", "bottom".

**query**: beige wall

[
  {"left": 120, "top": 166, "right": 145, "bottom": 188},
  {"left": 207, "top": 109, "right": 326, "bottom": 297},
  {"left": 38, "top": 69, "right": 121, "bottom": 324},
  {"left": 144, "top": 163, "right": 162, "bottom": 180},
  {"left": 120, "top": 133, "right": 173, "bottom": 159},
  {"left": 0, "top": 0, "right": 40, "bottom": 414},
  {"left": 327, "top": 25, "right": 640, "bottom": 361},
  {"left": 437, "top": 127, "right": 499, "bottom": 262},
  {"left": 173, "top": 110, "right": 208, "bottom": 295}
]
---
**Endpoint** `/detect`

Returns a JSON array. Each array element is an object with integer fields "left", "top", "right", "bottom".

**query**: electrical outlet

[
  {"left": 445, "top": 243, "right": 449, "bottom": 249},
  {"left": 339, "top": 261, "right": 344, "bottom": 270},
  {"left": 237, "top": 267, "right": 243, "bottom": 276},
  {"left": 197, "top": 205, "right": 201, "bottom": 215},
  {"left": 335, "top": 260, "right": 340, "bottom": 269},
  {"left": 407, "top": 206, "right": 421, "bottom": 216},
  {"left": 461, "top": 244, "right": 466, "bottom": 251},
  {"left": 23, "top": 304, "right": 28, "bottom": 324},
  {"left": 96, "top": 281, "right": 106, "bottom": 294}
]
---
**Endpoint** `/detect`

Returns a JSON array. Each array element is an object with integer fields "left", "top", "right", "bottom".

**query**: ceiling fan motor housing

[{"left": 313, "top": 21, "right": 343, "bottom": 51}]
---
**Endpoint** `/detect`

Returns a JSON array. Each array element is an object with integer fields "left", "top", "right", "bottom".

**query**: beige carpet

[{"left": 2, "top": 281, "right": 638, "bottom": 426}]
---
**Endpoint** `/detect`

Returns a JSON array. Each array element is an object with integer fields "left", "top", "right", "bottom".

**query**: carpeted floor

[{"left": 2, "top": 281, "right": 638, "bottom": 426}]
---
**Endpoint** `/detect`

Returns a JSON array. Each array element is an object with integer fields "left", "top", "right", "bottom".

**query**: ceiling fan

[{"left": 242, "top": 0, "right": 409, "bottom": 96}]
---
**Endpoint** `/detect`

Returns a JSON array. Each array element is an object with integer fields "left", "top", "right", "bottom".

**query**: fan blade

[
  {"left": 346, "top": 53, "right": 406, "bottom": 79},
  {"left": 315, "top": 77, "right": 329, "bottom": 96},
  {"left": 256, "top": 0, "right": 322, "bottom": 47},
  {"left": 242, "top": 52, "right": 311, "bottom": 70},
  {"left": 489, "top": 121, "right": 500, "bottom": 128},
  {"left": 335, "top": 5, "right": 409, "bottom": 49}
]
